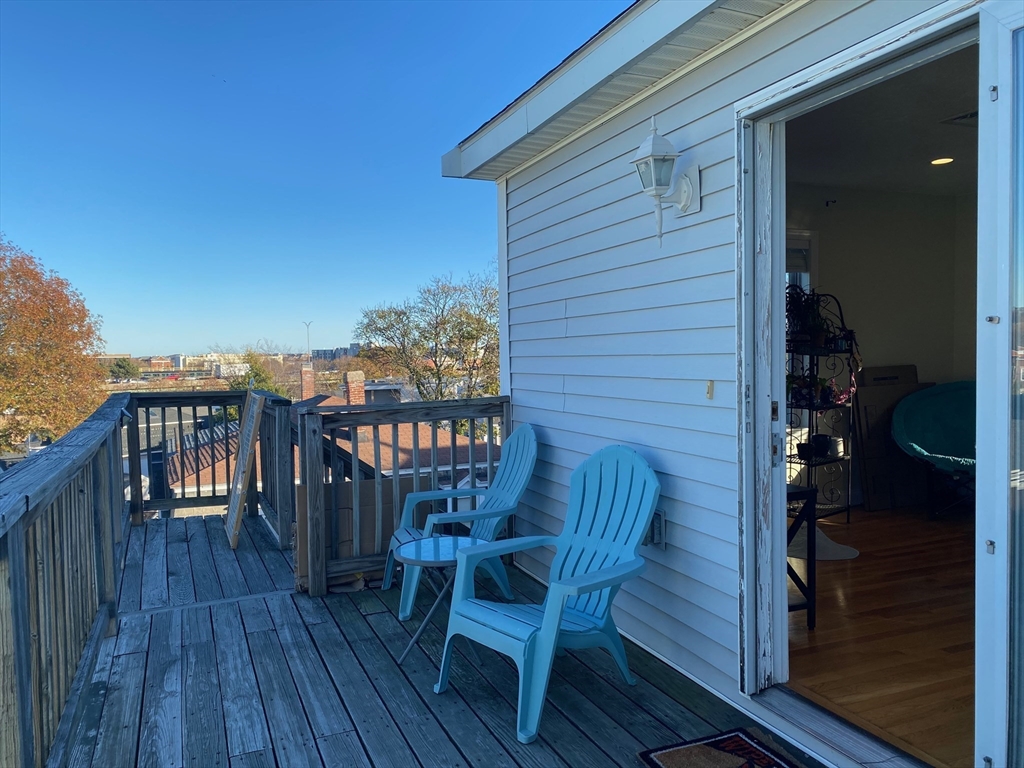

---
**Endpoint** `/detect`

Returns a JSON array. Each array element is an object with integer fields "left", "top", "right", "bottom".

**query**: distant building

[
  {"left": 140, "top": 356, "right": 173, "bottom": 371},
  {"left": 312, "top": 345, "right": 360, "bottom": 362},
  {"left": 215, "top": 363, "right": 249, "bottom": 379}
]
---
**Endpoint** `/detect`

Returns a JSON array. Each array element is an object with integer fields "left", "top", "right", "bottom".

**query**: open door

[{"left": 976, "top": 5, "right": 1023, "bottom": 767}]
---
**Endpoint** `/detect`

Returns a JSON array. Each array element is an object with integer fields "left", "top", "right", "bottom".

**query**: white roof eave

[
  {"left": 443, "top": 0, "right": 798, "bottom": 181},
  {"left": 442, "top": 0, "right": 722, "bottom": 181}
]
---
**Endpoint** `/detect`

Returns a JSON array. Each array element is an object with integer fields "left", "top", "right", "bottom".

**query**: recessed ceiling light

[{"left": 931, "top": 157, "right": 954, "bottom": 165}]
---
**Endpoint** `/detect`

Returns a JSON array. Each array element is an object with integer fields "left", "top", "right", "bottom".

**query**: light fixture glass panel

[
  {"left": 636, "top": 160, "right": 653, "bottom": 189},
  {"left": 654, "top": 157, "right": 674, "bottom": 188}
]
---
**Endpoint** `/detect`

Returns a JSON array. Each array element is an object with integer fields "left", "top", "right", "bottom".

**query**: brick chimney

[
  {"left": 300, "top": 363, "right": 315, "bottom": 402},
  {"left": 344, "top": 370, "right": 365, "bottom": 405}
]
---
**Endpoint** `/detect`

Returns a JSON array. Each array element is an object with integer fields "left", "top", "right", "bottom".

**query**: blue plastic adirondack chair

[
  {"left": 434, "top": 444, "right": 661, "bottom": 743},
  {"left": 382, "top": 423, "right": 538, "bottom": 621}
]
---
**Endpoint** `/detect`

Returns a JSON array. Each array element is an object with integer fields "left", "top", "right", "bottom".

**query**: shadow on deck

[{"left": 71, "top": 514, "right": 770, "bottom": 768}]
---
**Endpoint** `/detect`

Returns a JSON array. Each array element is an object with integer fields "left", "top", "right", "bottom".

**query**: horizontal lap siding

[{"left": 503, "top": 0, "right": 944, "bottom": 689}]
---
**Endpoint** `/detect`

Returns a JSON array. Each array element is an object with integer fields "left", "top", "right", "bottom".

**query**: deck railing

[
  {"left": 0, "top": 394, "right": 127, "bottom": 768},
  {"left": 296, "top": 396, "right": 511, "bottom": 596},
  {"left": 125, "top": 390, "right": 293, "bottom": 546}
]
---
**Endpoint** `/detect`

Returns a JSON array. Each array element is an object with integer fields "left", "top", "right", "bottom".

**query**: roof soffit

[{"left": 444, "top": 0, "right": 792, "bottom": 181}]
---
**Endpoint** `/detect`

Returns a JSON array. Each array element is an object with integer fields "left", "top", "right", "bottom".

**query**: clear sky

[{"left": 0, "top": 0, "right": 630, "bottom": 356}]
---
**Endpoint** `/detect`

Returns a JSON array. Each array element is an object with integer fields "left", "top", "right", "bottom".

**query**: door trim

[{"left": 735, "top": 2, "right": 983, "bottom": 696}]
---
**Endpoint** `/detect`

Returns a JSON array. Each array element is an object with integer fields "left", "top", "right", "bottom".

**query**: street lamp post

[{"left": 302, "top": 321, "right": 313, "bottom": 362}]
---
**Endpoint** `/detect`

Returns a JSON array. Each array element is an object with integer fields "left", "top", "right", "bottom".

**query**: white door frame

[{"left": 735, "top": 0, "right": 1020, "bottom": 763}]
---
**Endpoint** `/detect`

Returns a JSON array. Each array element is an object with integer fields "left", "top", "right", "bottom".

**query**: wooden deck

[{"left": 57, "top": 513, "right": 824, "bottom": 768}]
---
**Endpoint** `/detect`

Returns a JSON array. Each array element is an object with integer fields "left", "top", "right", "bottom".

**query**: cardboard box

[{"left": 853, "top": 365, "right": 932, "bottom": 510}]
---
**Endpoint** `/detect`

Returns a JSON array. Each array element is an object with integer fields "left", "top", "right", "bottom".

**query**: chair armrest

[
  {"left": 452, "top": 535, "right": 559, "bottom": 603},
  {"left": 400, "top": 488, "right": 488, "bottom": 528},
  {"left": 423, "top": 506, "right": 514, "bottom": 536},
  {"left": 548, "top": 558, "right": 646, "bottom": 598}
]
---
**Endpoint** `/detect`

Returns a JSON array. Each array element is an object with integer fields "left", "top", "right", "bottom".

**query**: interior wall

[{"left": 787, "top": 183, "right": 976, "bottom": 384}]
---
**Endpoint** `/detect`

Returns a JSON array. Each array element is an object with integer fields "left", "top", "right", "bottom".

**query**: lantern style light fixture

[{"left": 631, "top": 117, "right": 701, "bottom": 245}]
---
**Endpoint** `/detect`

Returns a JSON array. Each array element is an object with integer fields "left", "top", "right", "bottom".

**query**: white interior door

[{"left": 975, "top": 4, "right": 1022, "bottom": 766}]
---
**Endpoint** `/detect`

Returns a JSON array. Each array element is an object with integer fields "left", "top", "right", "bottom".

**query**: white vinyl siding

[{"left": 504, "top": 0, "right": 945, "bottom": 692}]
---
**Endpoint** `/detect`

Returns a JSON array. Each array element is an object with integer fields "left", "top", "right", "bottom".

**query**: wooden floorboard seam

[{"left": 116, "top": 588, "right": 295, "bottom": 620}]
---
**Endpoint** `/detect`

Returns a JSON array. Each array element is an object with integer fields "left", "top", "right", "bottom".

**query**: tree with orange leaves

[{"left": 0, "top": 236, "right": 106, "bottom": 452}]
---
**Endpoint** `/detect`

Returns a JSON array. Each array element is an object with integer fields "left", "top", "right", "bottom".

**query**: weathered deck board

[
  {"left": 233, "top": 523, "right": 276, "bottom": 595},
  {"left": 184, "top": 516, "right": 223, "bottom": 603},
  {"left": 325, "top": 594, "right": 470, "bottom": 768},
  {"left": 183, "top": 640, "right": 228, "bottom": 768},
  {"left": 243, "top": 517, "right": 293, "bottom": 591},
  {"left": 205, "top": 516, "right": 250, "bottom": 599},
  {"left": 166, "top": 518, "right": 197, "bottom": 606},
  {"left": 211, "top": 602, "right": 272, "bottom": 758},
  {"left": 137, "top": 610, "right": 183, "bottom": 768},
  {"left": 264, "top": 594, "right": 355, "bottom": 739},
  {"left": 90, "top": 652, "right": 146, "bottom": 767},
  {"left": 307, "top": 618, "right": 421, "bottom": 768},
  {"left": 140, "top": 518, "right": 168, "bottom": 610},
  {"left": 118, "top": 523, "right": 146, "bottom": 613},
  {"left": 79, "top": 516, "right": 811, "bottom": 768},
  {"left": 363, "top": 604, "right": 520, "bottom": 768},
  {"left": 247, "top": 629, "right": 323, "bottom": 768}
]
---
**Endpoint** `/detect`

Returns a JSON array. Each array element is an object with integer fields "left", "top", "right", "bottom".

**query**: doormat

[{"left": 639, "top": 729, "right": 802, "bottom": 768}]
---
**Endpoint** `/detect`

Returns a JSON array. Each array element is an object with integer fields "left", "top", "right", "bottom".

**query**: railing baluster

[
  {"left": 391, "top": 423, "right": 400, "bottom": 536},
  {"left": 191, "top": 406, "right": 201, "bottom": 502},
  {"left": 127, "top": 397, "right": 143, "bottom": 525},
  {"left": 223, "top": 403, "right": 232, "bottom": 493},
  {"left": 160, "top": 407, "right": 167, "bottom": 499},
  {"left": 176, "top": 407, "right": 186, "bottom": 502},
  {"left": 430, "top": 421, "right": 439, "bottom": 493},
  {"left": 372, "top": 425, "right": 383, "bottom": 555},
  {"left": 302, "top": 413, "right": 326, "bottom": 597},
  {"left": 469, "top": 419, "right": 477, "bottom": 508},
  {"left": 449, "top": 419, "right": 457, "bottom": 493},
  {"left": 9, "top": 520, "right": 35, "bottom": 768},
  {"left": 486, "top": 416, "right": 495, "bottom": 486},
  {"left": 351, "top": 426, "right": 360, "bottom": 558},
  {"left": 330, "top": 428, "right": 339, "bottom": 560},
  {"left": 412, "top": 421, "right": 421, "bottom": 494},
  {"left": 144, "top": 408, "right": 152, "bottom": 513}
]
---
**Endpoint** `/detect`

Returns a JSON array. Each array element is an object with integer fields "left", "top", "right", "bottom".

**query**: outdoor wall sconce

[{"left": 631, "top": 117, "right": 701, "bottom": 245}]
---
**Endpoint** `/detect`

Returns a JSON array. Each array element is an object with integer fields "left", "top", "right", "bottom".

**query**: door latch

[
  {"left": 771, "top": 400, "right": 779, "bottom": 421},
  {"left": 986, "top": 540, "right": 995, "bottom": 555},
  {"left": 771, "top": 435, "right": 785, "bottom": 467}
]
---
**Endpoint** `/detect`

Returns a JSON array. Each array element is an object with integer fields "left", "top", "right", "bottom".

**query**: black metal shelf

[{"left": 787, "top": 453, "right": 850, "bottom": 468}]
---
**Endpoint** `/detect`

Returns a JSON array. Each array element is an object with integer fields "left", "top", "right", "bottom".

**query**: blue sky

[{"left": 0, "top": 0, "right": 630, "bottom": 356}]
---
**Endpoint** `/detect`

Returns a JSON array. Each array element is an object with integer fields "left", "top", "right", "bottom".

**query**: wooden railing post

[
  {"left": 273, "top": 401, "right": 294, "bottom": 549},
  {"left": 303, "top": 412, "right": 326, "bottom": 596},
  {"left": 126, "top": 397, "right": 144, "bottom": 525},
  {"left": 8, "top": 521, "right": 36, "bottom": 768},
  {"left": 91, "top": 441, "right": 117, "bottom": 637}
]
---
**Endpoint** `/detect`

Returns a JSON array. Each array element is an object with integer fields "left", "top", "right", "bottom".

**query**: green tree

[
  {"left": 228, "top": 350, "right": 289, "bottom": 397},
  {"left": 108, "top": 358, "right": 140, "bottom": 380},
  {"left": 0, "top": 236, "right": 105, "bottom": 452},
  {"left": 354, "top": 271, "right": 499, "bottom": 401}
]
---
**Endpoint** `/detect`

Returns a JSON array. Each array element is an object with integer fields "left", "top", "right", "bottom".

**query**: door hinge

[
  {"left": 771, "top": 401, "right": 779, "bottom": 421},
  {"left": 989, "top": 85, "right": 998, "bottom": 101}
]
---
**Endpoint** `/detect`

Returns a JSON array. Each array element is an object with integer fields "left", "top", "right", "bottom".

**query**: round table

[{"left": 393, "top": 535, "right": 483, "bottom": 664}]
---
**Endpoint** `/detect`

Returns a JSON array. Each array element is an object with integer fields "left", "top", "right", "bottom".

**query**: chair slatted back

[
  {"left": 549, "top": 446, "right": 660, "bottom": 618},
  {"left": 468, "top": 424, "right": 538, "bottom": 541}
]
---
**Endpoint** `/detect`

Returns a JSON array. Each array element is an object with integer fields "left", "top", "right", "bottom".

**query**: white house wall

[{"left": 503, "top": 0, "right": 945, "bottom": 693}]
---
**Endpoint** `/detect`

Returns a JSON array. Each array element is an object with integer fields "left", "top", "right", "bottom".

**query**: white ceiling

[{"left": 787, "top": 45, "right": 978, "bottom": 196}]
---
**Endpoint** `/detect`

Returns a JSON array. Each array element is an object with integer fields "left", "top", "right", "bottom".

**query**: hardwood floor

[{"left": 788, "top": 506, "right": 975, "bottom": 768}]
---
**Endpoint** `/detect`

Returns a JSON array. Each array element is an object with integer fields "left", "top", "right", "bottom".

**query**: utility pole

[{"left": 303, "top": 321, "right": 313, "bottom": 362}]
